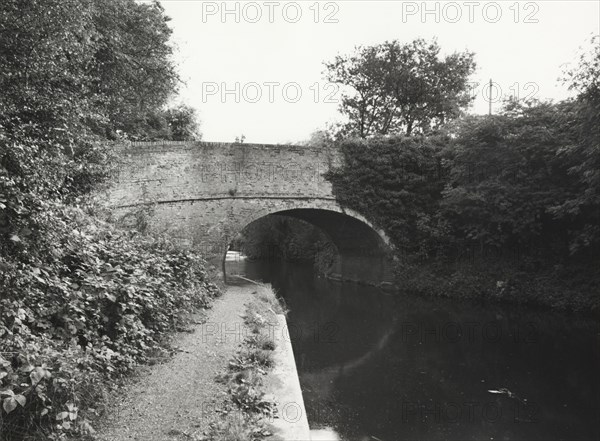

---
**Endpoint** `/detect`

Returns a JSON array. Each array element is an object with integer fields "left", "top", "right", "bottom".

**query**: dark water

[{"left": 228, "top": 258, "right": 600, "bottom": 441}]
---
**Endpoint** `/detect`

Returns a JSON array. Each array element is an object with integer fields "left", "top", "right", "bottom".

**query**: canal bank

[
  {"left": 96, "top": 279, "right": 312, "bottom": 441},
  {"left": 224, "top": 251, "right": 312, "bottom": 440},
  {"left": 260, "top": 290, "right": 311, "bottom": 440}
]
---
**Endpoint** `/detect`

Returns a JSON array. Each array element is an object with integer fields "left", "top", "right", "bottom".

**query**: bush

[
  {"left": 0, "top": 2, "right": 210, "bottom": 438},
  {"left": 393, "top": 258, "right": 600, "bottom": 313},
  {"left": 0, "top": 202, "right": 220, "bottom": 440},
  {"left": 326, "top": 102, "right": 600, "bottom": 311}
]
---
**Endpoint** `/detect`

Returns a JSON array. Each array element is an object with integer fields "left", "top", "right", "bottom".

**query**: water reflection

[{"left": 227, "top": 259, "right": 600, "bottom": 441}]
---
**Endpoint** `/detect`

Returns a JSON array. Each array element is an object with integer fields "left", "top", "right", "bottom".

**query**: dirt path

[{"left": 97, "top": 286, "right": 255, "bottom": 441}]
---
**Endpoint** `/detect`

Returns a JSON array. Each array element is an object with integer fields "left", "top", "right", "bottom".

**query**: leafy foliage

[
  {"left": 0, "top": 203, "right": 219, "bottom": 439},
  {"left": 89, "top": 0, "right": 179, "bottom": 140},
  {"left": 0, "top": 204, "right": 218, "bottom": 439},
  {"left": 441, "top": 100, "right": 585, "bottom": 258},
  {"left": 164, "top": 105, "right": 203, "bottom": 141},
  {"left": 553, "top": 35, "right": 600, "bottom": 253},
  {"left": 0, "top": 0, "right": 198, "bottom": 202},
  {"left": 326, "top": 135, "right": 446, "bottom": 256},
  {"left": 0, "top": 1, "right": 210, "bottom": 438},
  {"left": 324, "top": 39, "right": 599, "bottom": 294},
  {"left": 325, "top": 48, "right": 600, "bottom": 310},
  {"left": 325, "top": 38, "right": 476, "bottom": 138},
  {"left": 124, "top": 105, "right": 202, "bottom": 142},
  {"left": 0, "top": 0, "right": 199, "bottom": 249}
]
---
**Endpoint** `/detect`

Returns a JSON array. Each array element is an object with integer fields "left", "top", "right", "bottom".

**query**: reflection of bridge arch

[{"left": 299, "top": 317, "right": 398, "bottom": 400}]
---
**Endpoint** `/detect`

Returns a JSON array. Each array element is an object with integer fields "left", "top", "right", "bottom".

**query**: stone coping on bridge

[
  {"left": 116, "top": 141, "right": 341, "bottom": 161},
  {"left": 124, "top": 140, "right": 317, "bottom": 150}
]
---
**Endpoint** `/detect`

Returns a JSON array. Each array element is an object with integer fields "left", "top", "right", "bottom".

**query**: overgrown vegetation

[
  {"left": 0, "top": 0, "right": 597, "bottom": 436},
  {"left": 324, "top": 38, "right": 476, "bottom": 138},
  {"left": 1, "top": 204, "right": 219, "bottom": 439},
  {"left": 0, "top": 1, "right": 209, "bottom": 439},
  {"left": 325, "top": 37, "right": 600, "bottom": 313}
]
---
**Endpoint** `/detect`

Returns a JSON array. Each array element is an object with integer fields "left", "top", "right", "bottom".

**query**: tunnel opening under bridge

[{"left": 223, "top": 207, "right": 394, "bottom": 286}]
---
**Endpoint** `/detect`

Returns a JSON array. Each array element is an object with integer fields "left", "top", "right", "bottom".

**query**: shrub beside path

[{"left": 97, "top": 286, "right": 255, "bottom": 441}]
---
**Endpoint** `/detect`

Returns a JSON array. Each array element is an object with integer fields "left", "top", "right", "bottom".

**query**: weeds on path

[{"left": 201, "top": 287, "right": 285, "bottom": 441}]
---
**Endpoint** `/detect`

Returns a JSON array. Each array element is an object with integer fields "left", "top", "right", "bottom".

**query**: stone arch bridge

[{"left": 104, "top": 141, "right": 393, "bottom": 284}]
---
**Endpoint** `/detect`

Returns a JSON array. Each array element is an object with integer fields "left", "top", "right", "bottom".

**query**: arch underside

[
  {"left": 114, "top": 197, "right": 394, "bottom": 284},
  {"left": 233, "top": 203, "right": 394, "bottom": 285},
  {"left": 272, "top": 208, "right": 388, "bottom": 258},
  {"left": 233, "top": 199, "right": 392, "bottom": 251}
]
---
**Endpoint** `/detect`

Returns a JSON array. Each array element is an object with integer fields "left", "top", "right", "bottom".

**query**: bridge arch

[
  {"left": 235, "top": 202, "right": 392, "bottom": 251},
  {"left": 228, "top": 203, "right": 394, "bottom": 284}
]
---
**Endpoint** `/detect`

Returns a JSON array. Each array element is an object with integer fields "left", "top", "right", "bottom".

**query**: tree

[
  {"left": 0, "top": 4, "right": 211, "bottom": 438},
  {"left": 441, "top": 100, "right": 582, "bottom": 258},
  {"left": 136, "top": 105, "right": 202, "bottom": 141},
  {"left": 552, "top": 35, "right": 600, "bottom": 253},
  {"left": 325, "top": 39, "right": 476, "bottom": 138},
  {"left": 301, "top": 129, "right": 335, "bottom": 147},
  {"left": 0, "top": 0, "right": 184, "bottom": 197},
  {"left": 0, "top": 0, "right": 101, "bottom": 200},
  {"left": 0, "top": 0, "right": 186, "bottom": 251},
  {"left": 90, "top": 0, "right": 180, "bottom": 140},
  {"left": 164, "top": 105, "right": 202, "bottom": 141}
]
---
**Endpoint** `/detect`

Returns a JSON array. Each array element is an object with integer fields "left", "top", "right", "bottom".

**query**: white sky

[{"left": 155, "top": 0, "right": 600, "bottom": 144}]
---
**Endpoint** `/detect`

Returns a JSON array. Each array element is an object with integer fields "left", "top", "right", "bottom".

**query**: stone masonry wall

[
  {"left": 103, "top": 141, "right": 392, "bottom": 281},
  {"left": 108, "top": 141, "right": 338, "bottom": 208}
]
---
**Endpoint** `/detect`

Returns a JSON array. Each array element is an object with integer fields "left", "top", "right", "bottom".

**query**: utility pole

[{"left": 489, "top": 79, "right": 493, "bottom": 116}]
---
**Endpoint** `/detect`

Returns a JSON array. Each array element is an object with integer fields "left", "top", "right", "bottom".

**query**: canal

[{"left": 227, "top": 257, "right": 600, "bottom": 441}]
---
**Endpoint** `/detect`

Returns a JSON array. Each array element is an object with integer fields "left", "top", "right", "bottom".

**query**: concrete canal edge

[{"left": 254, "top": 283, "right": 311, "bottom": 440}]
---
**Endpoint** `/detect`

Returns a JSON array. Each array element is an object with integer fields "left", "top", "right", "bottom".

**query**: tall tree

[
  {"left": 441, "top": 101, "right": 582, "bottom": 258},
  {"left": 0, "top": 0, "right": 184, "bottom": 199},
  {"left": 552, "top": 35, "right": 600, "bottom": 253},
  {"left": 0, "top": 0, "right": 100, "bottom": 199},
  {"left": 325, "top": 39, "right": 476, "bottom": 138},
  {"left": 0, "top": 0, "right": 187, "bottom": 250},
  {"left": 90, "top": 0, "right": 180, "bottom": 139}
]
